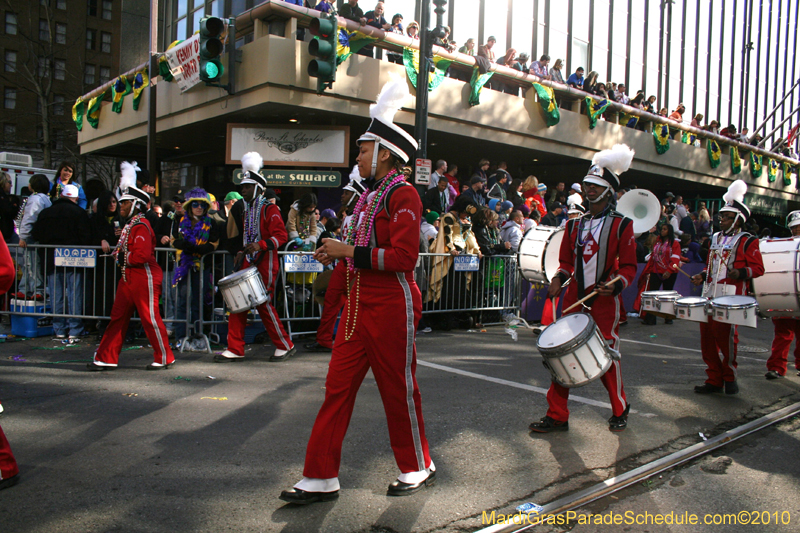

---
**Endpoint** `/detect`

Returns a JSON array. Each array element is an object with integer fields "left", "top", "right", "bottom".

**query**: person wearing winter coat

[{"left": 500, "top": 210, "right": 525, "bottom": 252}]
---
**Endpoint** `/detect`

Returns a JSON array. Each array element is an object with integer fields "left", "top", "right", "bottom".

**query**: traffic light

[
  {"left": 199, "top": 15, "right": 225, "bottom": 83},
  {"left": 308, "top": 13, "right": 338, "bottom": 93}
]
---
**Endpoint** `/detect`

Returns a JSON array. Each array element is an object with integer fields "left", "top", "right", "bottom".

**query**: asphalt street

[{"left": 1, "top": 314, "right": 799, "bottom": 533}]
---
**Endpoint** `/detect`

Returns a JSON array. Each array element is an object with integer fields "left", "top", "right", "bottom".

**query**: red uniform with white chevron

[
  {"left": 226, "top": 201, "right": 293, "bottom": 355},
  {"left": 0, "top": 238, "right": 20, "bottom": 483},
  {"left": 547, "top": 210, "right": 638, "bottom": 422},
  {"left": 302, "top": 181, "right": 432, "bottom": 479},
  {"left": 94, "top": 218, "right": 174, "bottom": 366}
]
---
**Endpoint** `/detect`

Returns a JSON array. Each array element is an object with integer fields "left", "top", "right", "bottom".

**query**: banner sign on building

[
  {"left": 283, "top": 254, "right": 324, "bottom": 273},
  {"left": 744, "top": 193, "right": 787, "bottom": 218},
  {"left": 164, "top": 34, "right": 201, "bottom": 93},
  {"left": 54, "top": 248, "right": 96, "bottom": 268},
  {"left": 453, "top": 255, "right": 480, "bottom": 271},
  {"left": 227, "top": 124, "right": 350, "bottom": 167},
  {"left": 232, "top": 169, "right": 341, "bottom": 188}
]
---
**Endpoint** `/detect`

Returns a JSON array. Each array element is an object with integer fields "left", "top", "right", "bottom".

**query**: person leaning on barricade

[
  {"left": 88, "top": 162, "right": 175, "bottom": 371},
  {"left": 14, "top": 174, "right": 51, "bottom": 300},
  {"left": 89, "top": 191, "right": 121, "bottom": 339}
]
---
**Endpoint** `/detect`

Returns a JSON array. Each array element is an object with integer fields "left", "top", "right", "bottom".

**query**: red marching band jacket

[
  {"left": 555, "top": 210, "right": 639, "bottom": 304},
  {"left": 701, "top": 232, "right": 764, "bottom": 296}
]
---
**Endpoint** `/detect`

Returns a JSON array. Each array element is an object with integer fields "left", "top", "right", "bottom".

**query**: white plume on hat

[
  {"left": 369, "top": 75, "right": 410, "bottom": 124},
  {"left": 241, "top": 152, "right": 263, "bottom": 174},
  {"left": 722, "top": 179, "right": 747, "bottom": 205},
  {"left": 349, "top": 164, "right": 361, "bottom": 181},
  {"left": 119, "top": 161, "right": 138, "bottom": 189},
  {"left": 592, "top": 144, "right": 635, "bottom": 176}
]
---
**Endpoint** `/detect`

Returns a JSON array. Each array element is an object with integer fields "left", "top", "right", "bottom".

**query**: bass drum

[
  {"left": 519, "top": 226, "right": 564, "bottom": 283},
  {"left": 753, "top": 238, "right": 800, "bottom": 317}
]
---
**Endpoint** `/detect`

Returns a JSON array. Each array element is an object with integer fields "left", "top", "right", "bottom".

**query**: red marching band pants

[
  {"left": 0, "top": 424, "right": 18, "bottom": 481},
  {"left": 303, "top": 272, "right": 431, "bottom": 479},
  {"left": 768, "top": 318, "right": 800, "bottom": 375},
  {"left": 226, "top": 254, "right": 292, "bottom": 355},
  {"left": 315, "top": 263, "right": 347, "bottom": 349},
  {"left": 545, "top": 293, "right": 628, "bottom": 421},
  {"left": 94, "top": 264, "right": 174, "bottom": 365},
  {"left": 699, "top": 317, "right": 738, "bottom": 386}
]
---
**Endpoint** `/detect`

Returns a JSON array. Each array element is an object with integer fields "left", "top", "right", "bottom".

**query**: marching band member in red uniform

[
  {"left": 281, "top": 79, "right": 434, "bottom": 504},
  {"left": 305, "top": 166, "right": 366, "bottom": 353},
  {"left": 637, "top": 223, "right": 682, "bottom": 325},
  {"left": 216, "top": 153, "right": 295, "bottom": 363},
  {"left": 89, "top": 162, "right": 175, "bottom": 370},
  {"left": 0, "top": 237, "right": 20, "bottom": 489},
  {"left": 531, "top": 145, "right": 638, "bottom": 433},
  {"left": 765, "top": 211, "right": 800, "bottom": 380},
  {"left": 691, "top": 180, "right": 764, "bottom": 394}
]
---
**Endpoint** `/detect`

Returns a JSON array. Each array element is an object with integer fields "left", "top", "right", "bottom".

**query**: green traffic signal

[
  {"left": 308, "top": 14, "right": 338, "bottom": 93},
  {"left": 199, "top": 15, "right": 225, "bottom": 83}
]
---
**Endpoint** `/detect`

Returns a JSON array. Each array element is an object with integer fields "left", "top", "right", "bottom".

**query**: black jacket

[
  {"left": 423, "top": 187, "right": 449, "bottom": 215},
  {"left": 474, "top": 224, "right": 507, "bottom": 257},
  {"left": 32, "top": 198, "right": 92, "bottom": 273},
  {"left": 91, "top": 192, "right": 121, "bottom": 247}
]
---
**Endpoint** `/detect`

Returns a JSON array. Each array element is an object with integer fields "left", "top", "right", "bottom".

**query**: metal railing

[{"left": 1, "top": 245, "right": 526, "bottom": 350}]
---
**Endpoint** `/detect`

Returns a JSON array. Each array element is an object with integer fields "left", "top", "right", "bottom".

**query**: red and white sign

[
  {"left": 164, "top": 34, "right": 201, "bottom": 93},
  {"left": 414, "top": 158, "right": 432, "bottom": 186}
]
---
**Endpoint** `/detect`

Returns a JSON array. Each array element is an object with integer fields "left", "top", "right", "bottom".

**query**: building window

[
  {"left": 4, "top": 50, "right": 16, "bottom": 72},
  {"left": 88, "top": 0, "right": 98, "bottom": 17},
  {"left": 102, "top": 0, "right": 113, "bottom": 20},
  {"left": 101, "top": 32, "right": 112, "bottom": 53},
  {"left": 54, "top": 59, "right": 66, "bottom": 80},
  {"left": 37, "top": 57, "right": 51, "bottom": 78},
  {"left": 84, "top": 64, "right": 95, "bottom": 85},
  {"left": 174, "top": 0, "right": 189, "bottom": 41},
  {"left": 86, "top": 29, "right": 97, "bottom": 50},
  {"left": 99, "top": 66, "right": 110, "bottom": 84},
  {"left": 39, "top": 19, "right": 50, "bottom": 41},
  {"left": 55, "top": 23, "right": 67, "bottom": 44},
  {"left": 57, "top": 0, "right": 67, "bottom": 10},
  {"left": 4, "top": 124, "right": 15, "bottom": 142},
  {"left": 53, "top": 94, "right": 65, "bottom": 115},
  {"left": 4, "top": 13, "right": 16, "bottom": 35},
  {"left": 4, "top": 88, "right": 16, "bottom": 110},
  {"left": 53, "top": 130, "right": 64, "bottom": 150}
]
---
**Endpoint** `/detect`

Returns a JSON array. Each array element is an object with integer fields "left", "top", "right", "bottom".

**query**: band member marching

[
  {"left": 216, "top": 152, "right": 296, "bottom": 363},
  {"left": 530, "top": 145, "right": 638, "bottom": 433},
  {"left": 89, "top": 162, "right": 175, "bottom": 371},
  {"left": 690, "top": 180, "right": 764, "bottom": 394},
  {"left": 281, "top": 78, "right": 434, "bottom": 504},
  {"left": 764, "top": 211, "right": 800, "bottom": 380}
]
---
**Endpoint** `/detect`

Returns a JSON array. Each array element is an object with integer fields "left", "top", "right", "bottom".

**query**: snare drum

[
  {"left": 655, "top": 292, "right": 680, "bottom": 317},
  {"left": 536, "top": 313, "right": 613, "bottom": 388},
  {"left": 710, "top": 295, "right": 759, "bottom": 328},
  {"left": 753, "top": 238, "right": 800, "bottom": 317},
  {"left": 519, "top": 226, "right": 564, "bottom": 283},
  {"left": 641, "top": 290, "right": 680, "bottom": 318},
  {"left": 218, "top": 267, "right": 269, "bottom": 314},
  {"left": 675, "top": 296, "right": 710, "bottom": 323}
]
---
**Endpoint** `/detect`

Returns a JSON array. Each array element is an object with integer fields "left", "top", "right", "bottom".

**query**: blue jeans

[
  {"left": 49, "top": 270, "right": 84, "bottom": 336},
  {"left": 19, "top": 245, "right": 46, "bottom": 296},
  {"left": 174, "top": 269, "right": 202, "bottom": 341}
]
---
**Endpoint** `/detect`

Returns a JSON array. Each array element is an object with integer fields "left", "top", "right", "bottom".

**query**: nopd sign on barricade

[
  {"left": 283, "top": 254, "right": 324, "bottom": 273},
  {"left": 54, "top": 248, "right": 96, "bottom": 268},
  {"left": 453, "top": 255, "right": 480, "bottom": 271}
]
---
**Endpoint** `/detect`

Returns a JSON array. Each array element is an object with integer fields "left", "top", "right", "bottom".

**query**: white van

[{"left": 0, "top": 152, "right": 57, "bottom": 196}]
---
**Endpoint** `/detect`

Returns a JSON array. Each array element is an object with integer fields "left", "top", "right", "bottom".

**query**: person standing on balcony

[
  {"left": 314, "top": 0, "right": 337, "bottom": 16},
  {"left": 340, "top": 0, "right": 366, "bottom": 26},
  {"left": 529, "top": 54, "right": 551, "bottom": 80},
  {"left": 566, "top": 67, "right": 584, "bottom": 88},
  {"left": 478, "top": 36, "right": 497, "bottom": 61}
]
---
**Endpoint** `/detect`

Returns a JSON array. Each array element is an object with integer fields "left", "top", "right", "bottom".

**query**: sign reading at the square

[{"left": 232, "top": 169, "right": 341, "bottom": 188}]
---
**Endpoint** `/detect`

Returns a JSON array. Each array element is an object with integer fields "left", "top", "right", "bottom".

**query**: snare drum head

[
  {"left": 219, "top": 267, "right": 257, "bottom": 285},
  {"left": 642, "top": 290, "right": 679, "bottom": 299},
  {"left": 539, "top": 313, "right": 590, "bottom": 348},
  {"left": 713, "top": 295, "right": 757, "bottom": 307},
  {"left": 676, "top": 296, "right": 708, "bottom": 306}
]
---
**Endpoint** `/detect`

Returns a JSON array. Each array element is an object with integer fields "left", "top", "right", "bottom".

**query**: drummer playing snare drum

[
  {"left": 690, "top": 180, "right": 763, "bottom": 395},
  {"left": 530, "top": 144, "right": 638, "bottom": 433}
]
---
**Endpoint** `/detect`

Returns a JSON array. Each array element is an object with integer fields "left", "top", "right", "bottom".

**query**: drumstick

[
  {"left": 562, "top": 275, "right": 623, "bottom": 314},
  {"left": 672, "top": 264, "right": 694, "bottom": 279}
]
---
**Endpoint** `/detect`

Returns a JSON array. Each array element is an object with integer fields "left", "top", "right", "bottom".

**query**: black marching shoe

[
  {"left": 304, "top": 341, "right": 332, "bottom": 352},
  {"left": 0, "top": 474, "right": 19, "bottom": 491},
  {"left": 765, "top": 370, "right": 784, "bottom": 380},
  {"left": 694, "top": 383, "right": 724, "bottom": 394},
  {"left": 279, "top": 488, "right": 339, "bottom": 505},
  {"left": 387, "top": 470, "right": 436, "bottom": 496},
  {"left": 724, "top": 380, "right": 739, "bottom": 395},
  {"left": 528, "top": 416, "right": 569, "bottom": 433},
  {"left": 608, "top": 404, "right": 631, "bottom": 432}
]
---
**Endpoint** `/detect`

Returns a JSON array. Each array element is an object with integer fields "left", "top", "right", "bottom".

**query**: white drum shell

[
  {"left": 519, "top": 226, "right": 565, "bottom": 283},
  {"left": 711, "top": 296, "right": 759, "bottom": 328},
  {"left": 218, "top": 267, "right": 269, "bottom": 314},
  {"left": 655, "top": 294, "right": 680, "bottom": 317},
  {"left": 641, "top": 290, "right": 679, "bottom": 313},
  {"left": 536, "top": 314, "right": 612, "bottom": 388},
  {"left": 753, "top": 238, "right": 800, "bottom": 317},
  {"left": 675, "top": 297, "right": 710, "bottom": 323}
]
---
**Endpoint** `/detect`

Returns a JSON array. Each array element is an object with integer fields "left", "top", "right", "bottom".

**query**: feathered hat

[
  {"left": 240, "top": 152, "right": 267, "bottom": 190},
  {"left": 343, "top": 164, "right": 366, "bottom": 197},
  {"left": 357, "top": 76, "right": 418, "bottom": 176},
  {"left": 567, "top": 194, "right": 587, "bottom": 216},
  {"left": 584, "top": 144, "right": 636, "bottom": 192},
  {"left": 182, "top": 187, "right": 212, "bottom": 211},
  {"left": 719, "top": 179, "right": 750, "bottom": 222},
  {"left": 118, "top": 161, "right": 150, "bottom": 206},
  {"left": 787, "top": 210, "right": 800, "bottom": 229}
]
